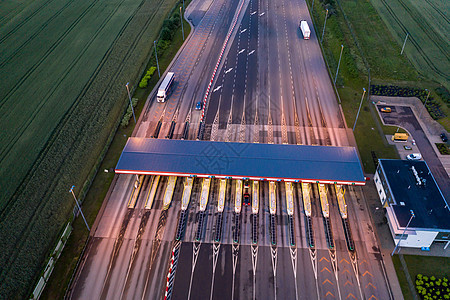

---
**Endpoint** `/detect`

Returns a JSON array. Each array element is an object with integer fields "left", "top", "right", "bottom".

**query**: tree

[{"left": 160, "top": 27, "right": 173, "bottom": 41}]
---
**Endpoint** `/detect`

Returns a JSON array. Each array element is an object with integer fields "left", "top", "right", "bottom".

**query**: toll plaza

[
  {"left": 115, "top": 138, "right": 364, "bottom": 249},
  {"left": 115, "top": 138, "right": 365, "bottom": 185}
]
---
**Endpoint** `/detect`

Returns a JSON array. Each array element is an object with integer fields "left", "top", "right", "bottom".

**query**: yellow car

[{"left": 380, "top": 107, "right": 392, "bottom": 113}]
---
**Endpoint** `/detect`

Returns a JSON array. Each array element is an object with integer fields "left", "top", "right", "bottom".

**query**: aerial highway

[{"left": 69, "top": 0, "right": 393, "bottom": 298}]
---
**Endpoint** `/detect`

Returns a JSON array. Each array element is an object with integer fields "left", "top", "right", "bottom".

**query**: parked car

[
  {"left": 440, "top": 133, "right": 448, "bottom": 142},
  {"left": 195, "top": 101, "right": 202, "bottom": 110},
  {"left": 380, "top": 107, "right": 392, "bottom": 113},
  {"left": 406, "top": 153, "right": 422, "bottom": 160}
]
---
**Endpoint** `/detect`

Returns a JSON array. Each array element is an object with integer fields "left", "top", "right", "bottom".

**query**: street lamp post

[
  {"left": 321, "top": 9, "right": 328, "bottom": 43},
  {"left": 154, "top": 40, "right": 161, "bottom": 78},
  {"left": 418, "top": 89, "right": 431, "bottom": 119},
  {"left": 334, "top": 44, "right": 344, "bottom": 84},
  {"left": 180, "top": 7, "right": 184, "bottom": 41},
  {"left": 353, "top": 88, "right": 366, "bottom": 131},
  {"left": 391, "top": 210, "right": 415, "bottom": 256},
  {"left": 125, "top": 82, "right": 136, "bottom": 124},
  {"left": 69, "top": 186, "right": 90, "bottom": 232}
]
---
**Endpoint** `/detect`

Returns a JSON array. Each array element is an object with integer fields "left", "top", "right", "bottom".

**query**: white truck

[
  {"left": 157, "top": 72, "right": 175, "bottom": 102},
  {"left": 299, "top": 20, "right": 310, "bottom": 40}
]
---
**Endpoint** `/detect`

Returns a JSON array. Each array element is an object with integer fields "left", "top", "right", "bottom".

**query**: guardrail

[{"left": 31, "top": 223, "right": 72, "bottom": 299}]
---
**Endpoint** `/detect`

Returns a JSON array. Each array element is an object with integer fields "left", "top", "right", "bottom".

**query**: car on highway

[
  {"left": 440, "top": 133, "right": 448, "bottom": 142},
  {"left": 243, "top": 180, "right": 251, "bottom": 206},
  {"left": 380, "top": 107, "right": 391, "bottom": 113},
  {"left": 195, "top": 101, "right": 202, "bottom": 110},
  {"left": 406, "top": 153, "right": 422, "bottom": 160}
]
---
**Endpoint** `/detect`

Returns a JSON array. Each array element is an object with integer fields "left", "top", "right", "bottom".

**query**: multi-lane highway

[{"left": 69, "top": 0, "right": 394, "bottom": 299}]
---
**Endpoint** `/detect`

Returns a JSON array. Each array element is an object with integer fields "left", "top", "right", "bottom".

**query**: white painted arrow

[
  {"left": 213, "top": 85, "right": 222, "bottom": 92},
  {"left": 248, "top": 50, "right": 255, "bottom": 55},
  {"left": 259, "top": 12, "right": 265, "bottom": 16},
  {"left": 225, "top": 68, "right": 233, "bottom": 74},
  {"left": 240, "top": 29, "right": 247, "bottom": 34},
  {"left": 238, "top": 49, "right": 246, "bottom": 54},
  {"left": 251, "top": 11, "right": 257, "bottom": 15}
]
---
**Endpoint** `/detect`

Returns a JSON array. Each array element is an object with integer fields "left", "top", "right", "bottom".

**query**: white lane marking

[
  {"left": 187, "top": 242, "right": 201, "bottom": 300},
  {"left": 251, "top": 11, "right": 257, "bottom": 15},
  {"left": 240, "top": 28, "right": 247, "bottom": 34},
  {"left": 231, "top": 244, "right": 239, "bottom": 300},
  {"left": 259, "top": 12, "right": 265, "bottom": 16},
  {"left": 309, "top": 249, "right": 320, "bottom": 300},
  {"left": 210, "top": 244, "right": 220, "bottom": 300},
  {"left": 213, "top": 85, "right": 222, "bottom": 92},
  {"left": 252, "top": 245, "right": 258, "bottom": 300},
  {"left": 225, "top": 67, "right": 233, "bottom": 74},
  {"left": 248, "top": 50, "right": 255, "bottom": 55},
  {"left": 271, "top": 247, "right": 278, "bottom": 300},
  {"left": 290, "top": 248, "right": 299, "bottom": 300},
  {"left": 238, "top": 48, "right": 246, "bottom": 54}
]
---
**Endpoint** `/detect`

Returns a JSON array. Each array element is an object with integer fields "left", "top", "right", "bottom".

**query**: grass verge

[
  {"left": 40, "top": 9, "right": 191, "bottom": 299},
  {"left": 392, "top": 255, "right": 414, "bottom": 300}
]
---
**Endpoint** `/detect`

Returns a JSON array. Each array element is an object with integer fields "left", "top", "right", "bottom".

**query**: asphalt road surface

[{"left": 69, "top": 0, "right": 393, "bottom": 299}]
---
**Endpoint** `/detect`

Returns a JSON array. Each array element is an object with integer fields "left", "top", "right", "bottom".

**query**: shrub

[
  {"left": 121, "top": 98, "right": 138, "bottom": 128},
  {"left": 160, "top": 27, "right": 173, "bottom": 41},
  {"left": 163, "top": 19, "right": 176, "bottom": 31},
  {"left": 435, "top": 86, "right": 450, "bottom": 104},
  {"left": 139, "top": 66, "right": 157, "bottom": 88},
  {"left": 416, "top": 274, "right": 450, "bottom": 300},
  {"left": 171, "top": 14, "right": 180, "bottom": 27}
]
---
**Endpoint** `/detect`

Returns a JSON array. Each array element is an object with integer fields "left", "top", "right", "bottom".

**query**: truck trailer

[
  {"left": 299, "top": 20, "right": 310, "bottom": 39},
  {"left": 157, "top": 72, "right": 175, "bottom": 102}
]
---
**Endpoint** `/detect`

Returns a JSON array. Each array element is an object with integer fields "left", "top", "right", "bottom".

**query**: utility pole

[
  {"left": 69, "top": 186, "right": 90, "bottom": 232},
  {"left": 334, "top": 44, "right": 344, "bottom": 84},
  {"left": 321, "top": 9, "right": 328, "bottom": 43},
  {"left": 401, "top": 32, "right": 409, "bottom": 55},
  {"left": 418, "top": 89, "right": 431, "bottom": 119},
  {"left": 353, "top": 88, "right": 366, "bottom": 131},
  {"left": 154, "top": 40, "right": 161, "bottom": 78},
  {"left": 125, "top": 82, "right": 136, "bottom": 123},
  {"left": 180, "top": 7, "right": 184, "bottom": 41}
]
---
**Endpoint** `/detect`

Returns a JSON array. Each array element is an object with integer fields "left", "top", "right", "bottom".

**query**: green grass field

[
  {"left": 369, "top": 0, "right": 450, "bottom": 89},
  {"left": 0, "top": 0, "right": 178, "bottom": 297}
]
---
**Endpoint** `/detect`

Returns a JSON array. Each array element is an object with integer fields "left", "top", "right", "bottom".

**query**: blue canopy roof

[{"left": 115, "top": 138, "right": 365, "bottom": 185}]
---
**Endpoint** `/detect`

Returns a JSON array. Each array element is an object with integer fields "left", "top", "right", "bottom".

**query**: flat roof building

[
  {"left": 115, "top": 138, "right": 365, "bottom": 185},
  {"left": 374, "top": 159, "right": 450, "bottom": 249}
]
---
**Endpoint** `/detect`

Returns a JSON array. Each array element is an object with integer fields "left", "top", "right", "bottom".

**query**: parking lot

[{"left": 376, "top": 104, "right": 449, "bottom": 200}]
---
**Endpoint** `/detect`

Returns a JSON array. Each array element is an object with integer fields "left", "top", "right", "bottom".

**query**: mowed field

[
  {"left": 369, "top": 0, "right": 450, "bottom": 88},
  {"left": 0, "top": 0, "right": 177, "bottom": 297}
]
